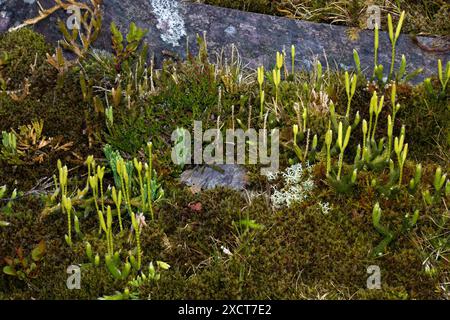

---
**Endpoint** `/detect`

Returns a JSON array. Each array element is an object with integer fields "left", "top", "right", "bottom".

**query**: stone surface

[
  {"left": 180, "top": 164, "right": 247, "bottom": 191},
  {"left": 0, "top": 0, "right": 449, "bottom": 82}
]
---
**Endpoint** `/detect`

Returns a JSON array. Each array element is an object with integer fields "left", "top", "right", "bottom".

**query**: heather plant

[{"left": 110, "top": 22, "right": 148, "bottom": 73}]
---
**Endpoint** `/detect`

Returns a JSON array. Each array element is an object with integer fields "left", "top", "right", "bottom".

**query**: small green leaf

[
  {"left": 239, "top": 219, "right": 264, "bottom": 230},
  {"left": 411, "top": 210, "right": 419, "bottom": 226},
  {"left": 343, "top": 126, "right": 352, "bottom": 149},
  {"left": 65, "top": 234, "right": 72, "bottom": 247},
  {"left": 0, "top": 221, "right": 10, "bottom": 227},
  {"left": 31, "top": 240, "right": 46, "bottom": 262},
  {"left": 105, "top": 254, "right": 122, "bottom": 279},
  {"left": 3, "top": 265, "right": 17, "bottom": 276},
  {"left": 156, "top": 261, "right": 171, "bottom": 270},
  {"left": 387, "top": 14, "right": 394, "bottom": 43},
  {"left": 0, "top": 185, "right": 6, "bottom": 199},
  {"left": 394, "top": 11, "right": 406, "bottom": 41}
]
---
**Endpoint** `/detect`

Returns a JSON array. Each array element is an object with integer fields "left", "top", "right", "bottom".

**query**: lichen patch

[{"left": 149, "top": 0, "right": 187, "bottom": 47}]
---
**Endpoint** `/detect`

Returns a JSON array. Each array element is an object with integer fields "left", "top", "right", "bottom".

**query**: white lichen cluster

[
  {"left": 318, "top": 201, "right": 331, "bottom": 215},
  {"left": 269, "top": 163, "right": 315, "bottom": 209},
  {"left": 149, "top": 0, "right": 187, "bottom": 47}
]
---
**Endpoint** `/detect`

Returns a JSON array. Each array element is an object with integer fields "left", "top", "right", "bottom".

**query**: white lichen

[
  {"left": 318, "top": 201, "right": 331, "bottom": 215},
  {"left": 221, "top": 245, "right": 233, "bottom": 256},
  {"left": 266, "top": 170, "right": 279, "bottom": 182},
  {"left": 270, "top": 163, "right": 315, "bottom": 209},
  {"left": 149, "top": 0, "right": 186, "bottom": 47}
]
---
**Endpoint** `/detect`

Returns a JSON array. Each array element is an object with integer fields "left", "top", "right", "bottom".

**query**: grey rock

[
  {"left": 0, "top": 0, "right": 448, "bottom": 82},
  {"left": 180, "top": 164, "right": 248, "bottom": 191}
]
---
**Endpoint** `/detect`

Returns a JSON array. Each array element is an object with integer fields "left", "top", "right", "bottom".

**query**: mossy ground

[{"left": 0, "top": 27, "right": 449, "bottom": 300}]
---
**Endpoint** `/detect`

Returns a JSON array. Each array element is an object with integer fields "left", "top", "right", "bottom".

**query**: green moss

[
  {"left": 137, "top": 192, "right": 441, "bottom": 299},
  {"left": 0, "top": 29, "right": 105, "bottom": 190},
  {"left": 0, "top": 28, "right": 54, "bottom": 90},
  {"left": 400, "top": 84, "right": 450, "bottom": 166},
  {"left": 0, "top": 79, "right": 89, "bottom": 189}
]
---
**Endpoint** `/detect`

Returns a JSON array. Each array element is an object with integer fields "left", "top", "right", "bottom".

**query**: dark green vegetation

[
  {"left": 0, "top": 14, "right": 449, "bottom": 300},
  {"left": 199, "top": 0, "right": 450, "bottom": 36}
]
